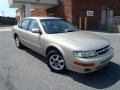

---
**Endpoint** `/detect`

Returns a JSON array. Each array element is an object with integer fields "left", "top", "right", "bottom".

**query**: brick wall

[
  {"left": 47, "top": 0, "right": 120, "bottom": 29},
  {"left": 31, "top": 8, "right": 47, "bottom": 16},
  {"left": 16, "top": 0, "right": 120, "bottom": 30},
  {"left": 47, "top": 0, "right": 73, "bottom": 22},
  {"left": 46, "top": 0, "right": 102, "bottom": 29},
  {"left": 113, "top": 0, "right": 120, "bottom": 16}
]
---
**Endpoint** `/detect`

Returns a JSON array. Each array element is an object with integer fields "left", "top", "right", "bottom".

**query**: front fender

[{"left": 45, "top": 43, "right": 65, "bottom": 56}]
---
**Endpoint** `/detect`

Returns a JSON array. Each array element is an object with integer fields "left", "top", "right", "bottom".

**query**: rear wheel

[
  {"left": 15, "top": 36, "right": 23, "bottom": 49},
  {"left": 47, "top": 50, "right": 66, "bottom": 73}
]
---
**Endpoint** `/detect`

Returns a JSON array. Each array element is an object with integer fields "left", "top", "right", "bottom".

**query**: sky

[{"left": 0, "top": 0, "right": 17, "bottom": 17}]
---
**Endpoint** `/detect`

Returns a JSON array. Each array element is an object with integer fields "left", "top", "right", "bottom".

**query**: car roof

[{"left": 25, "top": 17, "right": 62, "bottom": 20}]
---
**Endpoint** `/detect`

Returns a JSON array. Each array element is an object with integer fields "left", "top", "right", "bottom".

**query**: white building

[{"left": 8, "top": 0, "right": 58, "bottom": 20}]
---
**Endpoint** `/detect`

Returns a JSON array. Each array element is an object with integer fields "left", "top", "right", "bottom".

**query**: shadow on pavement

[
  {"left": 24, "top": 47, "right": 120, "bottom": 89},
  {"left": 64, "top": 62, "right": 120, "bottom": 89}
]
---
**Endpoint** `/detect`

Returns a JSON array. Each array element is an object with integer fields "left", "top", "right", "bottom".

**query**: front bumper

[{"left": 73, "top": 47, "right": 113, "bottom": 73}]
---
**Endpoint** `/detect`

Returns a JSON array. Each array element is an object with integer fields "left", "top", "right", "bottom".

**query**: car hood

[{"left": 47, "top": 31, "right": 110, "bottom": 51}]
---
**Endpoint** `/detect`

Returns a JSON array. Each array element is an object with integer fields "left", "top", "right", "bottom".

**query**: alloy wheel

[{"left": 49, "top": 54, "right": 65, "bottom": 71}]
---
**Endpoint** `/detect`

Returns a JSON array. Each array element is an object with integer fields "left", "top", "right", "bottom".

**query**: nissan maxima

[{"left": 12, "top": 17, "right": 113, "bottom": 73}]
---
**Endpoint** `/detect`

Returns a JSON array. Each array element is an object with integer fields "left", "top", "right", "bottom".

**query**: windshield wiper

[
  {"left": 50, "top": 31, "right": 64, "bottom": 34},
  {"left": 64, "top": 30, "right": 76, "bottom": 33}
]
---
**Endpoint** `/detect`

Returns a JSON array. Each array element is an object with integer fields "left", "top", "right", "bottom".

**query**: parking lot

[{"left": 0, "top": 27, "right": 120, "bottom": 90}]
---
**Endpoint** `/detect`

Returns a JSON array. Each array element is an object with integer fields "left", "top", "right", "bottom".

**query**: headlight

[{"left": 73, "top": 51, "right": 97, "bottom": 58}]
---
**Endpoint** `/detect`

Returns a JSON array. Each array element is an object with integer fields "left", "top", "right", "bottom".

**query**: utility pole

[{"left": 1, "top": 10, "right": 4, "bottom": 17}]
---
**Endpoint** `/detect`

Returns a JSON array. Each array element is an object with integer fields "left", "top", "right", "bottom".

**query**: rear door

[
  {"left": 17, "top": 19, "right": 43, "bottom": 54},
  {"left": 17, "top": 19, "right": 31, "bottom": 45}
]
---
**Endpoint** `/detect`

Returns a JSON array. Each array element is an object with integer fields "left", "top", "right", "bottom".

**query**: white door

[
  {"left": 107, "top": 10, "right": 113, "bottom": 25},
  {"left": 101, "top": 9, "right": 113, "bottom": 26}
]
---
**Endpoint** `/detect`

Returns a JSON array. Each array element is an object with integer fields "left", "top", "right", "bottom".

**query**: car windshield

[{"left": 40, "top": 19, "right": 78, "bottom": 34}]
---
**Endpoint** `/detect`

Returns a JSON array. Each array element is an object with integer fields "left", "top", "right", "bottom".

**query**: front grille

[{"left": 96, "top": 45, "right": 110, "bottom": 56}]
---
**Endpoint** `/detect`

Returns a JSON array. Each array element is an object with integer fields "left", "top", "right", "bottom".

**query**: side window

[
  {"left": 18, "top": 19, "right": 30, "bottom": 30},
  {"left": 29, "top": 20, "right": 40, "bottom": 31}
]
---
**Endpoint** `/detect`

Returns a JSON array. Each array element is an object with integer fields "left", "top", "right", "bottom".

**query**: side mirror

[{"left": 31, "top": 28, "right": 40, "bottom": 33}]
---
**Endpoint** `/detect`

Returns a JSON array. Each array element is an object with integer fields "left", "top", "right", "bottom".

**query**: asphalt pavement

[{"left": 0, "top": 27, "right": 120, "bottom": 90}]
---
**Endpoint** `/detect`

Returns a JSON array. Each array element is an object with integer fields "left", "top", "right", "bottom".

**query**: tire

[
  {"left": 15, "top": 36, "right": 23, "bottom": 49},
  {"left": 47, "top": 50, "right": 66, "bottom": 73}
]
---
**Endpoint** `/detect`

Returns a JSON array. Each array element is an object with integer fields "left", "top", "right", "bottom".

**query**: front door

[{"left": 27, "top": 19, "right": 43, "bottom": 54}]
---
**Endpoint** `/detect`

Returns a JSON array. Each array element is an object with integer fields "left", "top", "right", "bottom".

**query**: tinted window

[
  {"left": 40, "top": 19, "right": 78, "bottom": 34},
  {"left": 29, "top": 20, "right": 39, "bottom": 31},
  {"left": 18, "top": 19, "right": 30, "bottom": 30}
]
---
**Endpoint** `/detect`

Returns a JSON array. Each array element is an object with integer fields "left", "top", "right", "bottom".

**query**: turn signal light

[{"left": 74, "top": 61, "right": 95, "bottom": 67}]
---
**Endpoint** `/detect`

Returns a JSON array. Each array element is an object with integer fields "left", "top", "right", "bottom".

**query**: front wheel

[{"left": 47, "top": 50, "right": 66, "bottom": 73}]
